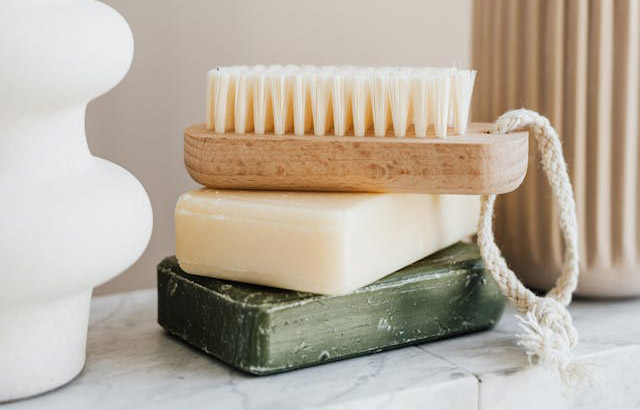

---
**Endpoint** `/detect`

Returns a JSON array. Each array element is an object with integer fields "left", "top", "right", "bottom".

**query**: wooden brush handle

[{"left": 184, "top": 123, "right": 528, "bottom": 194}]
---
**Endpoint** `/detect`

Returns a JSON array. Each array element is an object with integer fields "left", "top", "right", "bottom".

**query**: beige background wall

[{"left": 90, "top": 0, "right": 473, "bottom": 295}]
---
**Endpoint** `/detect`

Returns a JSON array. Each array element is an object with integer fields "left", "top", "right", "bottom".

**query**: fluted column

[{"left": 472, "top": 0, "right": 640, "bottom": 297}]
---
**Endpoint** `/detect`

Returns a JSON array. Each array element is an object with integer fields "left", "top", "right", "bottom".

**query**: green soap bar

[{"left": 157, "top": 242, "right": 505, "bottom": 375}]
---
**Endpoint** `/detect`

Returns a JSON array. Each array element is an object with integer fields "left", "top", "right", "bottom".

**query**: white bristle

[
  {"left": 350, "top": 70, "right": 372, "bottom": 137},
  {"left": 411, "top": 71, "right": 429, "bottom": 138},
  {"left": 370, "top": 70, "right": 390, "bottom": 137},
  {"left": 331, "top": 70, "right": 353, "bottom": 136},
  {"left": 206, "top": 65, "right": 475, "bottom": 138},
  {"left": 292, "top": 69, "right": 312, "bottom": 136},
  {"left": 253, "top": 68, "right": 273, "bottom": 134},
  {"left": 234, "top": 68, "right": 254, "bottom": 133},
  {"left": 451, "top": 69, "right": 476, "bottom": 135},
  {"left": 430, "top": 73, "right": 451, "bottom": 138},
  {"left": 270, "top": 69, "right": 293, "bottom": 135},
  {"left": 206, "top": 70, "right": 215, "bottom": 130},
  {"left": 286, "top": 72, "right": 295, "bottom": 133},
  {"left": 309, "top": 69, "right": 333, "bottom": 136},
  {"left": 389, "top": 71, "right": 411, "bottom": 137},
  {"left": 446, "top": 70, "right": 455, "bottom": 129},
  {"left": 211, "top": 68, "right": 236, "bottom": 133}
]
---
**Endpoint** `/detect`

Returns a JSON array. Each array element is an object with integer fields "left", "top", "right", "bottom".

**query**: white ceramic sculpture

[{"left": 0, "top": 0, "right": 152, "bottom": 401}]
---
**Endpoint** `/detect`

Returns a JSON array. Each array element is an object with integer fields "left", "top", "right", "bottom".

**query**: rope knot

[
  {"left": 495, "top": 109, "right": 554, "bottom": 144},
  {"left": 516, "top": 297, "right": 589, "bottom": 386},
  {"left": 524, "top": 298, "right": 577, "bottom": 348},
  {"left": 494, "top": 108, "right": 542, "bottom": 134}
]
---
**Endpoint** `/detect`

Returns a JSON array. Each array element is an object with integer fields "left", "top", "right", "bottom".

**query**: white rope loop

[{"left": 478, "top": 108, "right": 586, "bottom": 385}]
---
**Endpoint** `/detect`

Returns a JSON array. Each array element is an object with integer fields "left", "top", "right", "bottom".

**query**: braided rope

[{"left": 478, "top": 109, "right": 587, "bottom": 385}]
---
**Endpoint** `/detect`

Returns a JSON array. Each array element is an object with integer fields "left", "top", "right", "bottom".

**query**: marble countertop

[{"left": 6, "top": 290, "right": 640, "bottom": 410}]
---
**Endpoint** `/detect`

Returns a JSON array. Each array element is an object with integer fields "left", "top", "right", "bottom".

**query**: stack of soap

[
  {"left": 159, "top": 242, "right": 505, "bottom": 375},
  {"left": 161, "top": 64, "right": 508, "bottom": 374},
  {"left": 159, "top": 187, "right": 505, "bottom": 374}
]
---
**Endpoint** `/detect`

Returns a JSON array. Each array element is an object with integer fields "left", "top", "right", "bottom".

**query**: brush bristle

[
  {"left": 452, "top": 69, "right": 477, "bottom": 135},
  {"left": 389, "top": 69, "right": 411, "bottom": 138},
  {"left": 234, "top": 67, "right": 253, "bottom": 133},
  {"left": 331, "top": 70, "right": 353, "bottom": 137},
  {"left": 411, "top": 69, "right": 430, "bottom": 138},
  {"left": 206, "top": 65, "right": 476, "bottom": 138},
  {"left": 430, "top": 72, "right": 451, "bottom": 138},
  {"left": 370, "top": 69, "right": 390, "bottom": 137},
  {"left": 309, "top": 68, "right": 334, "bottom": 136},
  {"left": 350, "top": 70, "right": 372, "bottom": 137},
  {"left": 292, "top": 70, "right": 312, "bottom": 136},
  {"left": 270, "top": 68, "right": 293, "bottom": 135}
]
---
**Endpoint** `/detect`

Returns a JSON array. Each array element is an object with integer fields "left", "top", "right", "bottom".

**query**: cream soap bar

[{"left": 175, "top": 189, "right": 480, "bottom": 295}]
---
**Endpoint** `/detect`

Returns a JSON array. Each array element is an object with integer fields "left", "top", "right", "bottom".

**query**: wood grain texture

[{"left": 183, "top": 123, "right": 528, "bottom": 194}]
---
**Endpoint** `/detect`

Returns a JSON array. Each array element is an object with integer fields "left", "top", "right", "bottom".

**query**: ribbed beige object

[{"left": 473, "top": 0, "right": 640, "bottom": 297}]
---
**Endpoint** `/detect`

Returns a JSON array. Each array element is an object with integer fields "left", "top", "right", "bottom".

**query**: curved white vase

[{"left": 0, "top": 0, "right": 152, "bottom": 401}]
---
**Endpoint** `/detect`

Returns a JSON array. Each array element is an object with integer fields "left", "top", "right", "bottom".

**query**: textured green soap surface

[{"left": 157, "top": 242, "right": 505, "bottom": 375}]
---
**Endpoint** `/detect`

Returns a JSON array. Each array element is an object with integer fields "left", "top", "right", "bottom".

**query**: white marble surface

[
  {"left": 5, "top": 290, "right": 640, "bottom": 409},
  {"left": 421, "top": 299, "right": 640, "bottom": 410}
]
